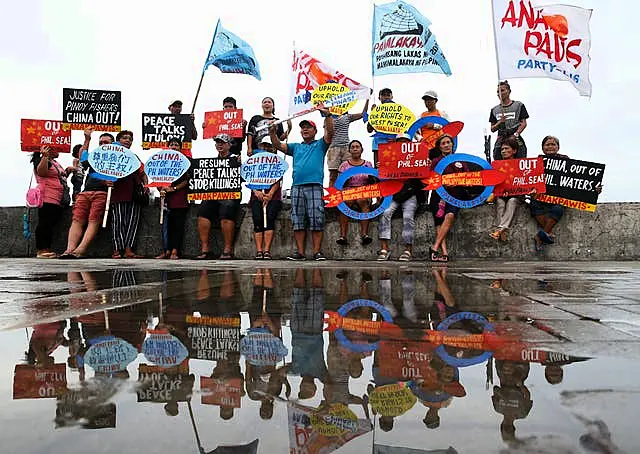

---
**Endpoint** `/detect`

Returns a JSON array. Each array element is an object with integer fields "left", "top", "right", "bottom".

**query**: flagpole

[{"left": 192, "top": 19, "right": 221, "bottom": 114}]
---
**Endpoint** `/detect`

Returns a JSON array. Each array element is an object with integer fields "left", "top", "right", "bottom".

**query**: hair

[
  {"left": 262, "top": 96, "right": 275, "bottom": 114},
  {"left": 502, "top": 136, "right": 520, "bottom": 153},
  {"left": 498, "top": 80, "right": 511, "bottom": 91},
  {"left": 30, "top": 152, "right": 43, "bottom": 167},
  {"left": 542, "top": 135, "right": 560, "bottom": 149},
  {"left": 167, "top": 137, "right": 182, "bottom": 147},
  {"left": 348, "top": 139, "right": 363, "bottom": 151},
  {"left": 99, "top": 133, "right": 115, "bottom": 143},
  {"left": 223, "top": 96, "right": 237, "bottom": 107},
  {"left": 116, "top": 130, "right": 133, "bottom": 142},
  {"left": 72, "top": 144, "right": 82, "bottom": 158},
  {"left": 379, "top": 88, "right": 393, "bottom": 97},
  {"left": 435, "top": 134, "right": 454, "bottom": 151}
]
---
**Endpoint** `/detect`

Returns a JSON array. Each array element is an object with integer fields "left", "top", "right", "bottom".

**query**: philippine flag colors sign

[{"left": 492, "top": 0, "right": 592, "bottom": 96}]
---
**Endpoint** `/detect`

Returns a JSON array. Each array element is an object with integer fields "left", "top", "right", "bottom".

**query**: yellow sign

[
  {"left": 311, "top": 83, "right": 357, "bottom": 116},
  {"left": 369, "top": 383, "right": 417, "bottom": 417},
  {"left": 310, "top": 403, "right": 358, "bottom": 437},
  {"left": 369, "top": 103, "right": 415, "bottom": 135}
]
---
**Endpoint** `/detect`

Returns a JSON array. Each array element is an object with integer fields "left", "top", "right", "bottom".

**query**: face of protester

[
  {"left": 99, "top": 135, "right": 114, "bottom": 146},
  {"left": 215, "top": 139, "right": 231, "bottom": 156},
  {"left": 439, "top": 136, "right": 454, "bottom": 156},
  {"left": 223, "top": 101, "right": 236, "bottom": 110},
  {"left": 423, "top": 97, "right": 437, "bottom": 110},
  {"left": 497, "top": 85, "right": 510, "bottom": 102},
  {"left": 262, "top": 98, "right": 274, "bottom": 115},
  {"left": 501, "top": 144, "right": 516, "bottom": 159},
  {"left": 168, "top": 142, "right": 181, "bottom": 152},
  {"left": 542, "top": 138, "right": 560, "bottom": 155},
  {"left": 119, "top": 134, "right": 133, "bottom": 149},
  {"left": 379, "top": 92, "right": 393, "bottom": 103},
  {"left": 300, "top": 124, "right": 316, "bottom": 141},
  {"left": 349, "top": 141, "right": 363, "bottom": 160},
  {"left": 260, "top": 142, "right": 274, "bottom": 153},
  {"left": 169, "top": 104, "right": 182, "bottom": 114}
]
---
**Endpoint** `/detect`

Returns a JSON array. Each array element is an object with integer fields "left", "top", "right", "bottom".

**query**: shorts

[
  {"left": 291, "top": 184, "right": 324, "bottom": 231},
  {"left": 327, "top": 145, "right": 351, "bottom": 171},
  {"left": 72, "top": 191, "right": 107, "bottom": 223},
  {"left": 198, "top": 200, "right": 240, "bottom": 223},
  {"left": 430, "top": 202, "right": 459, "bottom": 227},
  {"left": 251, "top": 199, "right": 282, "bottom": 232},
  {"left": 529, "top": 199, "right": 564, "bottom": 221}
]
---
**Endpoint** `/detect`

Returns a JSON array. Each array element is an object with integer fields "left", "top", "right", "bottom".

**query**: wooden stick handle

[
  {"left": 160, "top": 195, "right": 165, "bottom": 225},
  {"left": 102, "top": 186, "right": 112, "bottom": 228}
]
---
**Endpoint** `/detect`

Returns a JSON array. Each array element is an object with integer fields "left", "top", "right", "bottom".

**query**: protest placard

[
  {"left": 369, "top": 383, "right": 417, "bottom": 417},
  {"left": 493, "top": 157, "right": 546, "bottom": 197},
  {"left": 200, "top": 376, "right": 242, "bottom": 408},
  {"left": 20, "top": 119, "right": 71, "bottom": 153},
  {"left": 13, "top": 363, "right": 67, "bottom": 399},
  {"left": 137, "top": 364, "right": 194, "bottom": 403},
  {"left": 378, "top": 141, "right": 431, "bottom": 179},
  {"left": 185, "top": 315, "right": 240, "bottom": 361},
  {"left": 56, "top": 388, "right": 117, "bottom": 429},
  {"left": 62, "top": 88, "right": 121, "bottom": 131},
  {"left": 240, "top": 328, "right": 288, "bottom": 367},
  {"left": 88, "top": 144, "right": 141, "bottom": 180},
  {"left": 203, "top": 109, "right": 244, "bottom": 139},
  {"left": 141, "top": 114, "right": 193, "bottom": 150},
  {"left": 311, "top": 82, "right": 357, "bottom": 116},
  {"left": 188, "top": 157, "right": 242, "bottom": 201},
  {"left": 377, "top": 340, "right": 434, "bottom": 381},
  {"left": 535, "top": 155, "right": 605, "bottom": 212},
  {"left": 84, "top": 335, "right": 138, "bottom": 374},
  {"left": 240, "top": 152, "right": 288, "bottom": 190},
  {"left": 141, "top": 330, "right": 189, "bottom": 367},
  {"left": 369, "top": 103, "right": 415, "bottom": 134},
  {"left": 144, "top": 150, "right": 191, "bottom": 187}
]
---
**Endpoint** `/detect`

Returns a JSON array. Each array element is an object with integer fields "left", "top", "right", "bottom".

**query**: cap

[
  {"left": 214, "top": 133, "right": 232, "bottom": 143},
  {"left": 299, "top": 119, "right": 317, "bottom": 129},
  {"left": 422, "top": 90, "right": 438, "bottom": 100},
  {"left": 396, "top": 132, "right": 412, "bottom": 141},
  {"left": 168, "top": 100, "right": 183, "bottom": 109}
]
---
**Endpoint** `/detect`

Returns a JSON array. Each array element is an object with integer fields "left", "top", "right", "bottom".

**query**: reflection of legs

[
  {"left": 65, "top": 220, "right": 86, "bottom": 254},
  {"left": 220, "top": 270, "right": 235, "bottom": 300},
  {"left": 198, "top": 217, "right": 212, "bottom": 253},
  {"left": 402, "top": 273, "right": 417, "bottom": 323},
  {"left": 433, "top": 213, "right": 455, "bottom": 253},
  {"left": 221, "top": 220, "right": 236, "bottom": 254},
  {"left": 294, "top": 268, "right": 305, "bottom": 288}
]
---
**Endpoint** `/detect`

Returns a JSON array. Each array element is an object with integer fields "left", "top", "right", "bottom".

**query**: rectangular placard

[
  {"left": 203, "top": 109, "right": 244, "bottom": 138},
  {"left": 492, "top": 157, "right": 546, "bottom": 197},
  {"left": 141, "top": 113, "right": 194, "bottom": 150},
  {"left": 20, "top": 119, "right": 72, "bottom": 153},
  {"left": 62, "top": 88, "right": 121, "bottom": 131},
  {"left": 188, "top": 157, "right": 241, "bottom": 201},
  {"left": 378, "top": 141, "right": 431, "bottom": 179}
]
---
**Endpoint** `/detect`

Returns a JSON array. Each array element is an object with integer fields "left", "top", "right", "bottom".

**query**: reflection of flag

[
  {"left": 206, "top": 439, "right": 259, "bottom": 454},
  {"left": 203, "top": 19, "right": 261, "bottom": 80}
]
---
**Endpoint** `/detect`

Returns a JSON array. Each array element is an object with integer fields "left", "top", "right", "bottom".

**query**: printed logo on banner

[
  {"left": 141, "top": 114, "right": 194, "bottom": 150},
  {"left": 188, "top": 157, "right": 242, "bottom": 201},
  {"left": 203, "top": 109, "right": 244, "bottom": 139},
  {"left": 20, "top": 120, "right": 72, "bottom": 153},
  {"left": 240, "top": 152, "right": 289, "bottom": 190},
  {"left": 378, "top": 141, "right": 432, "bottom": 179},
  {"left": 185, "top": 315, "right": 240, "bottom": 361},
  {"left": 62, "top": 88, "right": 121, "bottom": 131},
  {"left": 368, "top": 103, "right": 415, "bottom": 134},
  {"left": 492, "top": 157, "right": 545, "bottom": 197},
  {"left": 88, "top": 144, "right": 141, "bottom": 181},
  {"left": 144, "top": 150, "right": 191, "bottom": 187}
]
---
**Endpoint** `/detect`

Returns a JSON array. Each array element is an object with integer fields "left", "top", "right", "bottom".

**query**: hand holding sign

[{"left": 369, "top": 103, "right": 415, "bottom": 135}]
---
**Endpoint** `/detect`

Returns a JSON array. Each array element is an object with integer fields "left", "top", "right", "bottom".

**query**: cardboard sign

[
  {"left": 324, "top": 180, "right": 403, "bottom": 208},
  {"left": 378, "top": 141, "right": 432, "bottom": 179},
  {"left": 369, "top": 103, "right": 415, "bottom": 134},
  {"left": 310, "top": 403, "right": 359, "bottom": 437},
  {"left": 137, "top": 365, "right": 194, "bottom": 403},
  {"left": 377, "top": 340, "right": 434, "bottom": 381},
  {"left": 493, "top": 157, "right": 546, "bottom": 197},
  {"left": 141, "top": 113, "right": 194, "bottom": 150},
  {"left": 311, "top": 83, "right": 357, "bottom": 115},
  {"left": 84, "top": 335, "right": 138, "bottom": 374},
  {"left": 200, "top": 376, "right": 242, "bottom": 408},
  {"left": 240, "top": 328, "right": 288, "bottom": 367},
  {"left": 13, "top": 363, "right": 66, "bottom": 399},
  {"left": 62, "top": 88, "right": 121, "bottom": 131},
  {"left": 535, "top": 155, "right": 605, "bottom": 212},
  {"left": 240, "top": 151, "right": 289, "bottom": 190},
  {"left": 185, "top": 315, "right": 240, "bottom": 361},
  {"left": 141, "top": 330, "right": 189, "bottom": 367},
  {"left": 203, "top": 109, "right": 244, "bottom": 139},
  {"left": 88, "top": 144, "right": 141, "bottom": 180},
  {"left": 56, "top": 388, "right": 117, "bottom": 429},
  {"left": 20, "top": 119, "right": 71, "bottom": 153},
  {"left": 369, "top": 383, "right": 417, "bottom": 417},
  {"left": 144, "top": 150, "right": 191, "bottom": 187},
  {"left": 188, "top": 157, "right": 242, "bottom": 201}
]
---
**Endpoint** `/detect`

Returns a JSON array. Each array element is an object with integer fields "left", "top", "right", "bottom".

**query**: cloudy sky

[{"left": 2, "top": 0, "right": 638, "bottom": 205}]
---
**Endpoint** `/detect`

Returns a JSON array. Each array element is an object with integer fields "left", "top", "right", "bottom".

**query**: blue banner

[
  {"left": 203, "top": 19, "right": 261, "bottom": 80},
  {"left": 372, "top": 0, "right": 451, "bottom": 76}
]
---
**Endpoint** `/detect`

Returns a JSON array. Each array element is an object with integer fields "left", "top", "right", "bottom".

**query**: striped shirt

[{"left": 330, "top": 114, "right": 356, "bottom": 147}]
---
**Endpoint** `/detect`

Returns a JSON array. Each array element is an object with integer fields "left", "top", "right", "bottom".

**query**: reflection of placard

[
  {"left": 240, "top": 329, "right": 288, "bottom": 366},
  {"left": 142, "top": 330, "right": 189, "bottom": 367},
  {"left": 144, "top": 150, "right": 191, "bottom": 187},
  {"left": 185, "top": 315, "right": 240, "bottom": 361},
  {"left": 88, "top": 144, "right": 141, "bottom": 180},
  {"left": 240, "top": 152, "right": 288, "bottom": 190},
  {"left": 84, "top": 336, "right": 138, "bottom": 374},
  {"left": 535, "top": 155, "right": 605, "bottom": 212},
  {"left": 188, "top": 157, "right": 242, "bottom": 201},
  {"left": 62, "top": 88, "right": 121, "bottom": 131},
  {"left": 378, "top": 141, "right": 431, "bottom": 179},
  {"left": 56, "top": 389, "right": 117, "bottom": 429},
  {"left": 369, "top": 103, "right": 415, "bottom": 134},
  {"left": 200, "top": 376, "right": 242, "bottom": 408},
  {"left": 310, "top": 403, "right": 359, "bottom": 437},
  {"left": 204, "top": 109, "right": 244, "bottom": 138},
  {"left": 137, "top": 365, "right": 194, "bottom": 403},
  {"left": 378, "top": 340, "right": 434, "bottom": 380},
  {"left": 493, "top": 157, "right": 545, "bottom": 197},
  {"left": 141, "top": 113, "right": 193, "bottom": 150},
  {"left": 13, "top": 363, "right": 67, "bottom": 399},
  {"left": 369, "top": 383, "right": 416, "bottom": 417},
  {"left": 20, "top": 119, "right": 72, "bottom": 153}
]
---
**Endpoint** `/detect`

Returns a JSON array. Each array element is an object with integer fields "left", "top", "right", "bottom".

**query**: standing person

[
  {"left": 31, "top": 145, "right": 70, "bottom": 258},
  {"left": 335, "top": 140, "right": 374, "bottom": 247},
  {"left": 419, "top": 90, "right": 449, "bottom": 146},
  {"left": 270, "top": 112, "right": 334, "bottom": 261},
  {"left": 377, "top": 134, "right": 427, "bottom": 262},
  {"left": 250, "top": 137, "right": 282, "bottom": 260},
  {"left": 490, "top": 136, "right": 522, "bottom": 242},
  {"left": 70, "top": 144, "right": 85, "bottom": 201},
  {"left": 489, "top": 81, "right": 529, "bottom": 161},
  {"left": 109, "top": 130, "right": 147, "bottom": 259},
  {"left": 168, "top": 100, "right": 198, "bottom": 142},
  {"left": 196, "top": 133, "right": 241, "bottom": 260},
  {"left": 204, "top": 97, "right": 248, "bottom": 156},
  {"left": 366, "top": 88, "right": 395, "bottom": 167},
  {"left": 247, "top": 96, "right": 290, "bottom": 157}
]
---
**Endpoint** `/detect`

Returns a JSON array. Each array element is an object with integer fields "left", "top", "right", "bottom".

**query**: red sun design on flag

[{"left": 542, "top": 14, "right": 569, "bottom": 37}]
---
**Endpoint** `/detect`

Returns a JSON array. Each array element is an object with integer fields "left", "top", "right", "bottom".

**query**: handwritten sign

[
  {"left": 141, "top": 330, "right": 189, "bottom": 367},
  {"left": 62, "top": 88, "right": 121, "bottom": 131},
  {"left": 311, "top": 83, "right": 357, "bottom": 115},
  {"left": 188, "top": 157, "right": 241, "bottom": 201},
  {"left": 240, "top": 151, "right": 289, "bottom": 190},
  {"left": 13, "top": 363, "right": 66, "bottom": 399},
  {"left": 535, "top": 155, "right": 605, "bottom": 212},
  {"left": 200, "top": 376, "right": 242, "bottom": 408},
  {"left": 142, "top": 113, "right": 193, "bottom": 150},
  {"left": 369, "top": 103, "right": 415, "bottom": 134},
  {"left": 185, "top": 315, "right": 240, "bottom": 361},
  {"left": 378, "top": 141, "right": 431, "bottom": 179},
  {"left": 84, "top": 335, "right": 138, "bottom": 374},
  {"left": 20, "top": 119, "right": 71, "bottom": 153},
  {"left": 88, "top": 144, "right": 141, "bottom": 181},
  {"left": 204, "top": 109, "right": 244, "bottom": 138},
  {"left": 310, "top": 403, "right": 359, "bottom": 437},
  {"left": 377, "top": 340, "right": 434, "bottom": 381},
  {"left": 369, "top": 383, "right": 417, "bottom": 417},
  {"left": 144, "top": 150, "right": 191, "bottom": 187},
  {"left": 324, "top": 180, "right": 403, "bottom": 208},
  {"left": 137, "top": 364, "right": 194, "bottom": 403},
  {"left": 240, "top": 328, "right": 288, "bottom": 367},
  {"left": 493, "top": 157, "right": 545, "bottom": 197}
]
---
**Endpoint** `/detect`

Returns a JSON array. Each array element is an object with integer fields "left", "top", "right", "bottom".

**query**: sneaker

[
  {"left": 313, "top": 251, "right": 327, "bottom": 261},
  {"left": 286, "top": 252, "right": 306, "bottom": 261},
  {"left": 377, "top": 249, "right": 391, "bottom": 261},
  {"left": 399, "top": 250, "right": 412, "bottom": 262}
]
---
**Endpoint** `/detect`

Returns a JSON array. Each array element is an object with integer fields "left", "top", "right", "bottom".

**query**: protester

[
  {"left": 377, "top": 134, "right": 427, "bottom": 262},
  {"left": 247, "top": 96, "right": 290, "bottom": 157},
  {"left": 270, "top": 112, "right": 334, "bottom": 261},
  {"left": 336, "top": 140, "right": 374, "bottom": 247},
  {"left": 366, "top": 88, "right": 395, "bottom": 167},
  {"left": 490, "top": 136, "right": 522, "bottom": 242},
  {"left": 31, "top": 145, "right": 70, "bottom": 258},
  {"left": 168, "top": 100, "right": 198, "bottom": 141},
  {"left": 60, "top": 129, "right": 113, "bottom": 259},
  {"left": 196, "top": 133, "right": 241, "bottom": 259},
  {"left": 203, "top": 97, "right": 248, "bottom": 156},
  {"left": 489, "top": 81, "right": 529, "bottom": 160},
  {"left": 419, "top": 90, "right": 449, "bottom": 145},
  {"left": 70, "top": 144, "right": 85, "bottom": 201},
  {"left": 250, "top": 136, "right": 282, "bottom": 259}
]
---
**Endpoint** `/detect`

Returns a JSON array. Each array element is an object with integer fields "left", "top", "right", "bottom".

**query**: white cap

[{"left": 422, "top": 90, "right": 438, "bottom": 100}]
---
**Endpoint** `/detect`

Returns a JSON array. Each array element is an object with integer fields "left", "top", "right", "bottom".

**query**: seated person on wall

[
  {"left": 490, "top": 136, "right": 523, "bottom": 242},
  {"left": 196, "top": 134, "right": 241, "bottom": 260},
  {"left": 335, "top": 139, "right": 374, "bottom": 248}
]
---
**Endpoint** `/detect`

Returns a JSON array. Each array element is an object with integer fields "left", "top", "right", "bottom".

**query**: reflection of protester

[
  {"left": 490, "top": 136, "right": 522, "bottom": 242},
  {"left": 489, "top": 80, "right": 529, "bottom": 160},
  {"left": 492, "top": 360, "right": 533, "bottom": 444},
  {"left": 247, "top": 96, "right": 289, "bottom": 156},
  {"left": 25, "top": 321, "right": 66, "bottom": 365},
  {"left": 336, "top": 140, "right": 374, "bottom": 247}
]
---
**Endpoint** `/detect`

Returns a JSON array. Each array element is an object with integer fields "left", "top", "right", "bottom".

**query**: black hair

[
  {"left": 223, "top": 96, "right": 237, "bottom": 107},
  {"left": 541, "top": 135, "right": 560, "bottom": 149},
  {"left": 379, "top": 88, "right": 393, "bottom": 96},
  {"left": 167, "top": 137, "right": 182, "bottom": 147},
  {"left": 262, "top": 96, "right": 275, "bottom": 114},
  {"left": 498, "top": 80, "right": 511, "bottom": 91},
  {"left": 100, "top": 133, "right": 115, "bottom": 142},
  {"left": 348, "top": 139, "right": 363, "bottom": 151},
  {"left": 502, "top": 136, "right": 520, "bottom": 152},
  {"left": 72, "top": 144, "right": 83, "bottom": 158},
  {"left": 116, "top": 130, "right": 134, "bottom": 142}
]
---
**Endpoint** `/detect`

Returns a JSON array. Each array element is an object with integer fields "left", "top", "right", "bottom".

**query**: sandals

[
  {"left": 263, "top": 251, "right": 272, "bottom": 260},
  {"left": 195, "top": 251, "right": 215, "bottom": 260},
  {"left": 220, "top": 251, "right": 234, "bottom": 260},
  {"left": 255, "top": 251, "right": 264, "bottom": 260},
  {"left": 430, "top": 247, "right": 448, "bottom": 262},
  {"left": 125, "top": 253, "right": 144, "bottom": 259},
  {"left": 489, "top": 229, "right": 502, "bottom": 240},
  {"left": 361, "top": 234, "right": 373, "bottom": 246},
  {"left": 36, "top": 251, "right": 57, "bottom": 259},
  {"left": 399, "top": 250, "right": 412, "bottom": 262},
  {"left": 336, "top": 236, "right": 348, "bottom": 246},
  {"left": 533, "top": 237, "right": 545, "bottom": 253},
  {"left": 112, "top": 251, "right": 122, "bottom": 259},
  {"left": 377, "top": 249, "right": 391, "bottom": 261}
]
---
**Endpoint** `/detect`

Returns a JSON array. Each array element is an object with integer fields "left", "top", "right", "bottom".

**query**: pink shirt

[
  {"left": 338, "top": 160, "right": 374, "bottom": 188},
  {"left": 35, "top": 159, "right": 64, "bottom": 205}
]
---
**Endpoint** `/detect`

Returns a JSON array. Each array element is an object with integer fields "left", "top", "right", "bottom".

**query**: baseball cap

[
  {"left": 299, "top": 119, "right": 317, "bottom": 129},
  {"left": 422, "top": 90, "right": 438, "bottom": 100},
  {"left": 214, "top": 133, "right": 232, "bottom": 143},
  {"left": 396, "top": 132, "right": 412, "bottom": 141},
  {"left": 168, "top": 100, "right": 183, "bottom": 109}
]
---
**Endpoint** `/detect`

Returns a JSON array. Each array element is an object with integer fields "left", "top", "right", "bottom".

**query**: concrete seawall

[{"left": 2, "top": 202, "right": 638, "bottom": 260}]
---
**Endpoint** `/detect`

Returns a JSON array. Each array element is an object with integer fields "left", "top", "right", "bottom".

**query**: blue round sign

[
  {"left": 435, "top": 312, "right": 494, "bottom": 368},
  {"left": 241, "top": 151, "right": 288, "bottom": 191},
  {"left": 142, "top": 331, "right": 189, "bottom": 367},
  {"left": 240, "top": 328, "right": 288, "bottom": 366},
  {"left": 434, "top": 153, "right": 494, "bottom": 208},
  {"left": 333, "top": 167, "right": 392, "bottom": 220},
  {"left": 334, "top": 299, "right": 393, "bottom": 354},
  {"left": 85, "top": 335, "right": 139, "bottom": 374}
]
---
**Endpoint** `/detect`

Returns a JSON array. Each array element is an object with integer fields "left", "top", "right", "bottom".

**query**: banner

[
  {"left": 492, "top": 0, "right": 592, "bottom": 96},
  {"left": 13, "top": 363, "right": 67, "bottom": 399},
  {"left": 141, "top": 113, "right": 193, "bottom": 150},
  {"left": 62, "top": 88, "right": 121, "bottom": 131},
  {"left": 378, "top": 141, "right": 431, "bottom": 179},
  {"left": 56, "top": 387, "right": 117, "bottom": 429},
  {"left": 88, "top": 144, "right": 141, "bottom": 181},
  {"left": 492, "top": 157, "right": 545, "bottom": 196},
  {"left": 188, "top": 157, "right": 242, "bottom": 201},
  {"left": 289, "top": 48, "right": 370, "bottom": 116},
  {"left": 185, "top": 315, "right": 241, "bottom": 361},
  {"left": 20, "top": 119, "right": 71, "bottom": 153},
  {"left": 369, "top": 383, "right": 417, "bottom": 417},
  {"left": 137, "top": 364, "right": 194, "bottom": 403},
  {"left": 203, "top": 19, "right": 261, "bottom": 80},
  {"left": 144, "top": 149, "right": 191, "bottom": 187},
  {"left": 204, "top": 109, "right": 244, "bottom": 138},
  {"left": 535, "top": 155, "right": 604, "bottom": 211},
  {"left": 368, "top": 103, "right": 415, "bottom": 134},
  {"left": 201, "top": 376, "right": 242, "bottom": 408},
  {"left": 377, "top": 340, "right": 434, "bottom": 381},
  {"left": 372, "top": 0, "right": 452, "bottom": 76},
  {"left": 240, "top": 152, "right": 288, "bottom": 190},
  {"left": 141, "top": 330, "right": 189, "bottom": 367}
]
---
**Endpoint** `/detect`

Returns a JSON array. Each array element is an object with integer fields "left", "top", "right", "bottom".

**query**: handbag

[{"left": 26, "top": 172, "right": 43, "bottom": 208}]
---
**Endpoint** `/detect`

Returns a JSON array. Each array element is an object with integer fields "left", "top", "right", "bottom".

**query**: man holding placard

[{"left": 168, "top": 100, "right": 198, "bottom": 141}]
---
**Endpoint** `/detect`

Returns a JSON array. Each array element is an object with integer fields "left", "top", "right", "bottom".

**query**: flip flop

[
  {"left": 59, "top": 252, "right": 78, "bottom": 260},
  {"left": 534, "top": 237, "right": 544, "bottom": 253}
]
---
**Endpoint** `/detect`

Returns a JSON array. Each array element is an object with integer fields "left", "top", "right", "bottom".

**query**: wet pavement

[{"left": 1, "top": 258, "right": 639, "bottom": 453}]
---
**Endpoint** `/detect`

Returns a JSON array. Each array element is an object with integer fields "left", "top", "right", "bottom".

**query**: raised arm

[
  {"left": 269, "top": 122, "right": 288, "bottom": 154},
  {"left": 321, "top": 108, "right": 334, "bottom": 144}
]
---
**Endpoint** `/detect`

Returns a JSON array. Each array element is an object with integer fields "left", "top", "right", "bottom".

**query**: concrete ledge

[{"left": 2, "top": 202, "right": 638, "bottom": 260}]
